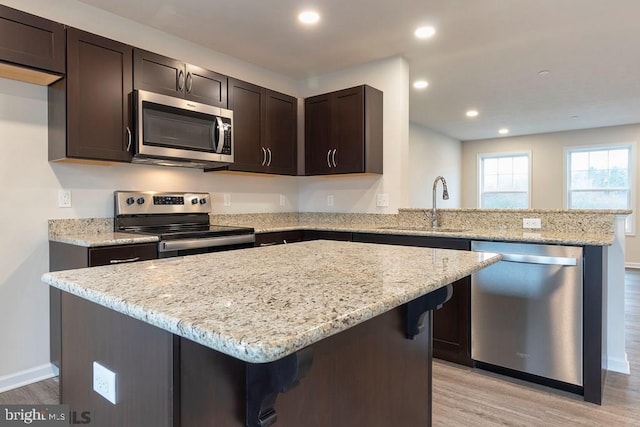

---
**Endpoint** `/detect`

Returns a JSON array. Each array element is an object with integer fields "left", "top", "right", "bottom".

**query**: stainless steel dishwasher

[{"left": 471, "top": 241, "right": 583, "bottom": 387}]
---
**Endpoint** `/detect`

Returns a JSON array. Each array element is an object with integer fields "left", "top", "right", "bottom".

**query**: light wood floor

[{"left": 2, "top": 272, "right": 639, "bottom": 426}]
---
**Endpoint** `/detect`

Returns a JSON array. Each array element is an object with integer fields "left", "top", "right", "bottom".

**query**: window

[
  {"left": 479, "top": 153, "right": 530, "bottom": 208},
  {"left": 566, "top": 144, "right": 634, "bottom": 232}
]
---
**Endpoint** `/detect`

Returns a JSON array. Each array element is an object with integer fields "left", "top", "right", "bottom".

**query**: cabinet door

[
  {"left": 66, "top": 28, "right": 133, "bottom": 162},
  {"left": 264, "top": 89, "right": 297, "bottom": 175},
  {"left": 0, "top": 5, "right": 64, "bottom": 74},
  {"left": 227, "top": 78, "right": 265, "bottom": 173},
  {"left": 304, "top": 93, "right": 332, "bottom": 175},
  {"left": 332, "top": 86, "right": 365, "bottom": 174},
  {"left": 185, "top": 63, "right": 227, "bottom": 107},
  {"left": 133, "top": 49, "right": 185, "bottom": 97}
]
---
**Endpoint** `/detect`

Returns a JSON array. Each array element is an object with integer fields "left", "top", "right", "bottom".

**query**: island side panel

[
  {"left": 179, "top": 304, "right": 432, "bottom": 426},
  {"left": 60, "top": 292, "right": 177, "bottom": 427},
  {"left": 275, "top": 306, "right": 432, "bottom": 426}
]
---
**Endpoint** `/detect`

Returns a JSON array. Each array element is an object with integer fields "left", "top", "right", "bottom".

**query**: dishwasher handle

[{"left": 493, "top": 252, "right": 577, "bottom": 266}]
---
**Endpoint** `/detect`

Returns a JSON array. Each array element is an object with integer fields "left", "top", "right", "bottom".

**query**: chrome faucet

[{"left": 432, "top": 176, "right": 449, "bottom": 228}]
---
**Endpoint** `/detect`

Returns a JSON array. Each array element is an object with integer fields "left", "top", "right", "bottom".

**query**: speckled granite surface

[
  {"left": 209, "top": 209, "right": 625, "bottom": 245},
  {"left": 51, "top": 208, "right": 626, "bottom": 247},
  {"left": 48, "top": 218, "right": 158, "bottom": 247},
  {"left": 42, "top": 240, "right": 501, "bottom": 363}
]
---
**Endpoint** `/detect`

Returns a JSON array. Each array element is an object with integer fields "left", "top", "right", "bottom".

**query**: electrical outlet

[
  {"left": 523, "top": 218, "right": 542, "bottom": 229},
  {"left": 327, "top": 195, "right": 334, "bottom": 206},
  {"left": 223, "top": 194, "right": 231, "bottom": 206},
  {"left": 376, "top": 193, "right": 389, "bottom": 207},
  {"left": 58, "top": 189, "right": 72, "bottom": 208},
  {"left": 93, "top": 362, "right": 116, "bottom": 404},
  {"left": 279, "top": 195, "right": 286, "bottom": 206}
]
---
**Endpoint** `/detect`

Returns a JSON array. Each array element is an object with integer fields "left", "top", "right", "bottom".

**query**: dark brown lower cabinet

[
  {"left": 59, "top": 291, "right": 434, "bottom": 426},
  {"left": 49, "top": 242, "right": 158, "bottom": 369},
  {"left": 352, "top": 232, "right": 473, "bottom": 366}
]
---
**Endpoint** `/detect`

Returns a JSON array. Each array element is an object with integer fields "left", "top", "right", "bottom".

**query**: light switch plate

[
  {"left": 223, "top": 194, "right": 231, "bottom": 206},
  {"left": 327, "top": 195, "right": 334, "bottom": 206}
]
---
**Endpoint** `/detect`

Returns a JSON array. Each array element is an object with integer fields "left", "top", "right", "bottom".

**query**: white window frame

[
  {"left": 477, "top": 151, "right": 532, "bottom": 209},
  {"left": 564, "top": 142, "right": 636, "bottom": 235}
]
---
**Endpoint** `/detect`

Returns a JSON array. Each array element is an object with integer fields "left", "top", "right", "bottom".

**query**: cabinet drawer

[
  {"left": 88, "top": 243, "right": 158, "bottom": 267},
  {"left": 255, "top": 231, "right": 304, "bottom": 246}
]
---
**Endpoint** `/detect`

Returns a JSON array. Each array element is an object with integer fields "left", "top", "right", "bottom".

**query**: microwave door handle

[{"left": 213, "top": 117, "right": 225, "bottom": 153}]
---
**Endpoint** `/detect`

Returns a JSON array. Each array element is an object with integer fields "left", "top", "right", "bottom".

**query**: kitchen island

[{"left": 42, "top": 240, "right": 500, "bottom": 426}]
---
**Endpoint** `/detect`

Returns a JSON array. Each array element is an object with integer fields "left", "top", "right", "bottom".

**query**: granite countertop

[
  {"left": 50, "top": 232, "right": 159, "bottom": 247},
  {"left": 41, "top": 240, "right": 500, "bottom": 363},
  {"left": 252, "top": 223, "right": 615, "bottom": 246},
  {"left": 48, "top": 223, "right": 614, "bottom": 247}
]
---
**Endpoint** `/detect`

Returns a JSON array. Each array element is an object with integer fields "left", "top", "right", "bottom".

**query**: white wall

[
  {"left": 408, "top": 123, "right": 462, "bottom": 208},
  {"left": 298, "top": 56, "right": 410, "bottom": 213},
  {"left": 461, "top": 124, "right": 640, "bottom": 265}
]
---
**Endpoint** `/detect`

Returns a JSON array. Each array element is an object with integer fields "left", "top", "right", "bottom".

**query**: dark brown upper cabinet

[
  {"left": 305, "top": 85, "right": 382, "bottom": 175},
  {"left": 0, "top": 4, "right": 64, "bottom": 85},
  {"left": 133, "top": 49, "right": 227, "bottom": 108},
  {"left": 48, "top": 28, "right": 133, "bottom": 163},
  {"left": 227, "top": 78, "right": 297, "bottom": 175}
]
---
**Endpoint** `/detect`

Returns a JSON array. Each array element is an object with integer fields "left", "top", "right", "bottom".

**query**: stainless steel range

[{"left": 114, "top": 191, "right": 255, "bottom": 258}]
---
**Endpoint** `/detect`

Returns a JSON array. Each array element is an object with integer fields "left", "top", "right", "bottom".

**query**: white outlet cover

[
  {"left": 327, "top": 195, "right": 334, "bottom": 206},
  {"left": 376, "top": 193, "right": 389, "bottom": 207},
  {"left": 93, "top": 361, "right": 116, "bottom": 404},
  {"left": 57, "top": 189, "right": 72, "bottom": 208}
]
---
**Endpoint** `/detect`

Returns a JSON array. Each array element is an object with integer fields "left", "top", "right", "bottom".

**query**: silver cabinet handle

[
  {"left": 109, "top": 256, "right": 140, "bottom": 264},
  {"left": 327, "top": 150, "right": 332, "bottom": 168},
  {"left": 186, "top": 72, "right": 193, "bottom": 93},
  {"left": 177, "top": 70, "right": 185, "bottom": 91},
  {"left": 266, "top": 148, "right": 272, "bottom": 166},
  {"left": 261, "top": 147, "right": 267, "bottom": 166},
  {"left": 332, "top": 149, "right": 337, "bottom": 167},
  {"left": 125, "top": 126, "right": 132, "bottom": 152}
]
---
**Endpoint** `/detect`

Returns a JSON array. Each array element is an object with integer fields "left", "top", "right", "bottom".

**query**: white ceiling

[{"left": 79, "top": 0, "right": 640, "bottom": 141}]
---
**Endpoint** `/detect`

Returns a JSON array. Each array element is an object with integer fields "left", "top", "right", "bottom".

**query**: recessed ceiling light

[
  {"left": 498, "top": 128, "right": 509, "bottom": 135},
  {"left": 466, "top": 110, "right": 479, "bottom": 118},
  {"left": 413, "top": 80, "right": 429, "bottom": 89},
  {"left": 537, "top": 70, "right": 551, "bottom": 76},
  {"left": 414, "top": 26, "right": 436, "bottom": 39},
  {"left": 298, "top": 11, "right": 320, "bottom": 24}
]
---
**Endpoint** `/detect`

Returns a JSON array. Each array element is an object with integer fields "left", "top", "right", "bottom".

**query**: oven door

[{"left": 134, "top": 89, "right": 233, "bottom": 166}]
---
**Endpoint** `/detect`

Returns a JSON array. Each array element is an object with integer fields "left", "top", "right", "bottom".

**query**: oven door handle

[{"left": 159, "top": 234, "right": 255, "bottom": 252}]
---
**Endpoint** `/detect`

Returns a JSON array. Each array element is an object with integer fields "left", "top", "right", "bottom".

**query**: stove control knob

[
  {"left": 126, "top": 197, "right": 135, "bottom": 205},
  {"left": 191, "top": 198, "right": 198, "bottom": 205},
  {"left": 136, "top": 197, "right": 145, "bottom": 205},
  {"left": 199, "top": 198, "right": 207, "bottom": 205}
]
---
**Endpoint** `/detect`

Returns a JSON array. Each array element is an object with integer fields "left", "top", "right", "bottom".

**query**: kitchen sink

[{"left": 377, "top": 226, "right": 469, "bottom": 233}]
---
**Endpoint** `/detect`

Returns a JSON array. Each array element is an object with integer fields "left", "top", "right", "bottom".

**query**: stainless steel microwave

[{"left": 132, "top": 89, "right": 233, "bottom": 169}]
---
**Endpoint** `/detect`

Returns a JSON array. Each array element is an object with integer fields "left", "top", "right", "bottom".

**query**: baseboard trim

[
  {"left": 624, "top": 262, "right": 640, "bottom": 270},
  {"left": 0, "top": 364, "right": 58, "bottom": 394},
  {"left": 607, "top": 354, "right": 631, "bottom": 375}
]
